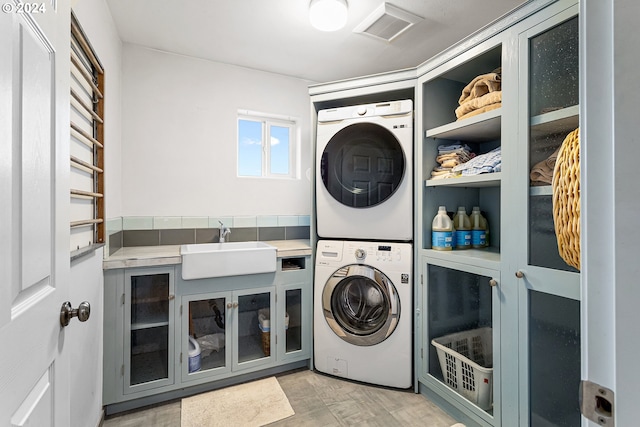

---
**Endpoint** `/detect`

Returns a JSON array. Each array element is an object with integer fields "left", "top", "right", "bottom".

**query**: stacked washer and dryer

[{"left": 314, "top": 100, "right": 414, "bottom": 389}]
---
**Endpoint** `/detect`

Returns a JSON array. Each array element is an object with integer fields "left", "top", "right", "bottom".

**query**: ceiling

[{"left": 105, "top": 0, "right": 527, "bottom": 84}]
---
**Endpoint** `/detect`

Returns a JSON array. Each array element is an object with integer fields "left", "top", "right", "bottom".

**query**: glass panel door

[
  {"left": 423, "top": 259, "right": 499, "bottom": 425},
  {"left": 278, "top": 281, "right": 311, "bottom": 363},
  {"left": 517, "top": 8, "right": 581, "bottom": 426},
  {"left": 182, "top": 293, "right": 230, "bottom": 381},
  {"left": 284, "top": 288, "right": 302, "bottom": 354},
  {"left": 124, "top": 269, "right": 174, "bottom": 394},
  {"left": 234, "top": 288, "right": 275, "bottom": 371}
]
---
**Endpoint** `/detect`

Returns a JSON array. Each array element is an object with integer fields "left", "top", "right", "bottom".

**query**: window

[
  {"left": 69, "top": 11, "right": 105, "bottom": 253},
  {"left": 237, "top": 110, "right": 298, "bottom": 178}
]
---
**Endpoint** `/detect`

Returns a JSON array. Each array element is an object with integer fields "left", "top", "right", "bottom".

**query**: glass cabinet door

[
  {"left": 284, "top": 288, "right": 302, "bottom": 354},
  {"left": 124, "top": 268, "right": 174, "bottom": 394},
  {"left": 182, "top": 292, "right": 231, "bottom": 381},
  {"left": 517, "top": 7, "right": 581, "bottom": 426},
  {"left": 423, "top": 259, "right": 500, "bottom": 426},
  {"left": 277, "top": 283, "right": 311, "bottom": 362},
  {"left": 233, "top": 287, "right": 275, "bottom": 371}
]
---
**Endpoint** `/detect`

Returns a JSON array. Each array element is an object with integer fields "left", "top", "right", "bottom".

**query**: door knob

[{"left": 60, "top": 301, "right": 91, "bottom": 327}]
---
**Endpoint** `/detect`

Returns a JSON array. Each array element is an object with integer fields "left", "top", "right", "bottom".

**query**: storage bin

[
  {"left": 258, "top": 309, "right": 288, "bottom": 356},
  {"left": 431, "top": 327, "right": 493, "bottom": 410}
]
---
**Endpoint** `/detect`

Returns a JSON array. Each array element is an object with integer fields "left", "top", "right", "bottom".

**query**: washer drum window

[{"left": 322, "top": 264, "right": 400, "bottom": 346}]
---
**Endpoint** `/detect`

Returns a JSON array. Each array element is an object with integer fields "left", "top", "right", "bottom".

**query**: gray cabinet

[
  {"left": 415, "top": 1, "right": 580, "bottom": 426},
  {"left": 103, "top": 255, "right": 311, "bottom": 414},
  {"left": 419, "top": 258, "right": 501, "bottom": 426},
  {"left": 103, "top": 266, "right": 177, "bottom": 406},
  {"left": 416, "top": 34, "right": 504, "bottom": 427},
  {"left": 123, "top": 267, "right": 176, "bottom": 395},
  {"left": 179, "top": 286, "right": 276, "bottom": 384},
  {"left": 513, "top": 6, "right": 581, "bottom": 426}
]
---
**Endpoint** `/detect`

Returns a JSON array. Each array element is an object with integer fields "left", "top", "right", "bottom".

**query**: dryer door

[
  {"left": 322, "top": 264, "right": 400, "bottom": 346},
  {"left": 320, "top": 122, "right": 406, "bottom": 208}
]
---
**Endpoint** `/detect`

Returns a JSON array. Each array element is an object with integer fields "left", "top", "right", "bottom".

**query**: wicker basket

[
  {"left": 261, "top": 329, "right": 271, "bottom": 356},
  {"left": 552, "top": 127, "right": 580, "bottom": 270}
]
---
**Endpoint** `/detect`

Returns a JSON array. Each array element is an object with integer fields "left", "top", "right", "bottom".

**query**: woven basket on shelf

[{"left": 552, "top": 127, "right": 580, "bottom": 270}]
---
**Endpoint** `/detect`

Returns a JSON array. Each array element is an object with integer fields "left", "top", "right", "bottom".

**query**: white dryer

[
  {"left": 316, "top": 100, "right": 413, "bottom": 241},
  {"left": 314, "top": 240, "right": 412, "bottom": 388}
]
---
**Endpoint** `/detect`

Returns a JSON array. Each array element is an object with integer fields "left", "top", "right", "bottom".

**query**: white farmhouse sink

[{"left": 180, "top": 241, "right": 277, "bottom": 280}]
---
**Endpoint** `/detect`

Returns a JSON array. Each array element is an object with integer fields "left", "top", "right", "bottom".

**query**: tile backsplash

[{"left": 107, "top": 215, "right": 311, "bottom": 256}]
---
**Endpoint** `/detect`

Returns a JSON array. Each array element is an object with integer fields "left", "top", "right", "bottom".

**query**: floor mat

[{"left": 181, "top": 376, "right": 294, "bottom": 427}]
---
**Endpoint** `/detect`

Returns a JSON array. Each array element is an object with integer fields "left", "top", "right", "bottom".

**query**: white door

[{"left": 0, "top": 2, "right": 72, "bottom": 426}]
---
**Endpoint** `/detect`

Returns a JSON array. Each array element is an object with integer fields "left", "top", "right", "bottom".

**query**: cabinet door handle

[
  {"left": 515, "top": 270, "right": 525, "bottom": 279},
  {"left": 233, "top": 302, "right": 239, "bottom": 308},
  {"left": 227, "top": 302, "right": 233, "bottom": 309},
  {"left": 489, "top": 279, "right": 498, "bottom": 287},
  {"left": 168, "top": 294, "right": 175, "bottom": 300}
]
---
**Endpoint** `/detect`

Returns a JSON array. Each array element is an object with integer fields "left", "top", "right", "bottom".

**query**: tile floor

[{"left": 102, "top": 369, "right": 458, "bottom": 426}]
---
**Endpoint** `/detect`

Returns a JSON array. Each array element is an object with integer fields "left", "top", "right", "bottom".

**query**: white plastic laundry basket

[{"left": 431, "top": 327, "right": 493, "bottom": 410}]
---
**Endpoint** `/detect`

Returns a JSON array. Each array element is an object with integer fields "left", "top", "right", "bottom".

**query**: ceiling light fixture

[{"left": 309, "top": 0, "right": 348, "bottom": 32}]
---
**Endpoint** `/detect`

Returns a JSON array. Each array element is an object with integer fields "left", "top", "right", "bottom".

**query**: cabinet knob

[
  {"left": 227, "top": 302, "right": 233, "bottom": 309},
  {"left": 489, "top": 279, "right": 498, "bottom": 287},
  {"left": 233, "top": 302, "right": 239, "bottom": 308},
  {"left": 168, "top": 294, "right": 175, "bottom": 300},
  {"left": 515, "top": 270, "right": 525, "bottom": 279}
]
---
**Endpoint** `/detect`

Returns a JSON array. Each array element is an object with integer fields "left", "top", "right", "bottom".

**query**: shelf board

[
  {"left": 425, "top": 108, "right": 501, "bottom": 142},
  {"left": 131, "top": 319, "right": 169, "bottom": 331},
  {"left": 423, "top": 247, "right": 501, "bottom": 271},
  {"left": 530, "top": 105, "right": 579, "bottom": 137},
  {"left": 529, "top": 185, "right": 552, "bottom": 196},
  {"left": 426, "top": 172, "right": 501, "bottom": 188}
]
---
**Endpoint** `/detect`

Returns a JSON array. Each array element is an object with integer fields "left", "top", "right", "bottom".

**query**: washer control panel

[
  {"left": 317, "top": 240, "right": 411, "bottom": 268},
  {"left": 346, "top": 242, "right": 403, "bottom": 263}
]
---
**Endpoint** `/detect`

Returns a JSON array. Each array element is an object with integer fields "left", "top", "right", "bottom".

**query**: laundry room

[{"left": 2, "top": 0, "right": 637, "bottom": 427}]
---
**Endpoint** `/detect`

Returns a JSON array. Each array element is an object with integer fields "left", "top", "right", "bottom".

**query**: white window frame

[{"left": 237, "top": 109, "right": 299, "bottom": 179}]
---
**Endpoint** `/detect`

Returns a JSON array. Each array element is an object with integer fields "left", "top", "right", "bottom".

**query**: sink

[{"left": 180, "top": 241, "right": 277, "bottom": 280}]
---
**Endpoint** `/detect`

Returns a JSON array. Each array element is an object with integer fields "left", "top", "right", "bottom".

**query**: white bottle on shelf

[
  {"left": 470, "top": 206, "right": 488, "bottom": 249},
  {"left": 453, "top": 206, "right": 472, "bottom": 249},
  {"left": 432, "top": 206, "right": 453, "bottom": 251}
]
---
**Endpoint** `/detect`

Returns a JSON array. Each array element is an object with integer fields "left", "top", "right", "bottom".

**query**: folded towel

[
  {"left": 456, "top": 102, "right": 501, "bottom": 121},
  {"left": 455, "top": 91, "right": 502, "bottom": 119},
  {"left": 530, "top": 146, "right": 561, "bottom": 184},
  {"left": 458, "top": 72, "right": 502, "bottom": 105},
  {"left": 437, "top": 143, "right": 471, "bottom": 154},
  {"left": 452, "top": 147, "right": 502, "bottom": 176}
]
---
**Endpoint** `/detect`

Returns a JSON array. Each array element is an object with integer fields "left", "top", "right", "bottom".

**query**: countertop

[{"left": 103, "top": 239, "right": 312, "bottom": 270}]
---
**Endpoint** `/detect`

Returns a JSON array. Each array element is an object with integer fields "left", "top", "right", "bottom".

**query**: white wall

[
  {"left": 68, "top": 1, "right": 123, "bottom": 425},
  {"left": 121, "top": 44, "right": 312, "bottom": 217},
  {"left": 68, "top": 249, "right": 104, "bottom": 427}
]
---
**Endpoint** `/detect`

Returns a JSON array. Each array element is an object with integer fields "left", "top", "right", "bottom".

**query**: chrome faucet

[{"left": 219, "top": 221, "right": 231, "bottom": 243}]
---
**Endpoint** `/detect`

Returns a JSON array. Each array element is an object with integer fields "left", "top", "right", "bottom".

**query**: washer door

[
  {"left": 322, "top": 264, "right": 400, "bottom": 346},
  {"left": 320, "top": 122, "right": 406, "bottom": 208}
]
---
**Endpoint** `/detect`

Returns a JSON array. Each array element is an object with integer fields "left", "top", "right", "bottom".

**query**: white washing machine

[
  {"left": 314, "top": 240, "right": 412, "bottom": 388},
  {"left": 316, "top": 100, "right": 413, "bottom": 241}
]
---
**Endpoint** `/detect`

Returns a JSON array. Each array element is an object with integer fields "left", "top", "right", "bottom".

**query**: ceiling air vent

[{"left": 353, "top": 3, "right": 423, "bottom": 42}]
